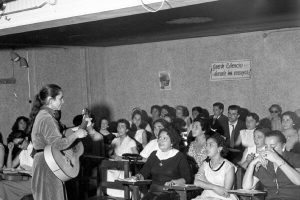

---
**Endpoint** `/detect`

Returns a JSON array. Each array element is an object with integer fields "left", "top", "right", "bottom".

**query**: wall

[
  {"left": 0, "top": 47, "right": 90, "bottom": 143},
  {"left": 1, "top": 27, "right": 300, "bottom": 142},
  {"left": 97, "top": 28, "right": 300, "bottom": 121}
]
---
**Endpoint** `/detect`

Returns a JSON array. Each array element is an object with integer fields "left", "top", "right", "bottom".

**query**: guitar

[{"left": 44, "top": 108, "right": 90, "bottom": 181}]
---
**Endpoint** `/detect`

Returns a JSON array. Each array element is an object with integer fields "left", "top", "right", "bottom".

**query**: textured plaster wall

[
  {"left": 101, "top": 29, "right": 300, "bottom": 121},
  {"left": 0, "top": 48, "right": 89, "bottom": 143},
  {"left": 1, "top": 28, "right": 300, "bottom": 143}
]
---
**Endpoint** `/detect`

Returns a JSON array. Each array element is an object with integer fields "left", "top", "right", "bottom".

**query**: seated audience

[
  {"left": 0, "top": 132, "right": 5, "bottom": 169},
  {"left": 107, "top": 119, "right": 138, "bottom": 198},
  {"left": 209, "top": 102, "right": 228, "bottom": 135},
  {"left": 134, "top": 127, "right": 191, "bottom": 200},
  {"left": 176, "top": 105, "right": 191, "bottom": 130},
  {"left": 109, "top": 119, "right": 138, "bottom": 160},
  {"left": 235, "top": 112, "right": 259, "bottom": 148},
  {"left": 140, "top": 119, "right": 169, "bottom": 160},
  {"left": 7, "top": 116, "right": 30, "bottom": 160},
  {"left": 239, "top": 127, "right": 270, "bottom": 169},
  {"left": 284, "top": 129, "right": 300, "bottom": 153},
  {"left": 160, "top": 105, "right": 171, "bottom": 118},
  {"left": 0, "top": 130, "right": 33, "bottom": 200},
  {"left": 99, "top": 117, "right": 116, "bottom": 145},
  {"left": 225, "top": 105, "right": 246, "bottom": 163},
  {"left": 192, "top": 133, "right": 237, "bottom": 200},
  {"left": 191, "top": 107, "right": 203, "bottom": 121},
  {"left": 11, "top": 116, "right": 29, "bottom": 133},
  {"left": 187, "top": 117, "right": 209, "bottom": 174},
  {"left": 149, "top": 105, "right": 161, "bottom": 126},
  {"left": 242, "top": 130, "right": 300, "bottom": 200},
  {"left": 268, "top": 104, "right": 282, "bottom": 131},
  {"left": 130, "top": 110, "right": 148, "bottom": 151}
]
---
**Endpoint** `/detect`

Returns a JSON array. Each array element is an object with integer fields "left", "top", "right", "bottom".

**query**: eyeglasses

[{"left": 270, "top": 110, "right": 279, "bottom": 113}]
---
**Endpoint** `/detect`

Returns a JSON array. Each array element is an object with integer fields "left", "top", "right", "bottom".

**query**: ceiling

[{"left": 0, "top": 0, "right": 299, "bottom": 48}]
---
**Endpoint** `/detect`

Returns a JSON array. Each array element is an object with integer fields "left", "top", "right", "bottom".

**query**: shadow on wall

[{"left": 90, "top": 103, "right": 112, "bottom": 131}]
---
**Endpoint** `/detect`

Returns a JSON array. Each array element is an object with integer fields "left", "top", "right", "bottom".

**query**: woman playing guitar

[{"left": 30, "top": 84, "right": 88, "bottom": 200}]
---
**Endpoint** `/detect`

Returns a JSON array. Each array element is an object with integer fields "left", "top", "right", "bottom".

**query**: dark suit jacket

[
  {"left": 209, "top": 114, "right": 228, "bottom": 135},
  {"left": 223, "top": 119, "right": 246, "bottom": 148},
  {"left": 223, "top": 119, "right": 246, "bottom": 164}
]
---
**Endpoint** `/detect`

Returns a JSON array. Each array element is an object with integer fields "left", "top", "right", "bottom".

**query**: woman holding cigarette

[{"left": 242, "top": 130, "right": 300, "bottom": 200}]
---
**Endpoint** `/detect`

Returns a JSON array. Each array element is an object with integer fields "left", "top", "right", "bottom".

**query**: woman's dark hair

[
  {"left": 117, "top": 119, "right": 130, "bottom": 130},
  {"left": 281, "top": 111, "right": 300, "bottom": 129},
  {"left": 265, "top": 130, "right": 286, "bottom": 144},
  {"left": 28, "top": 84, "right": 62, "bottom": 134},
  {"left": 12, "top": 116, "right": 29, "bottom": 132},
  {"left": 258, "top": 118, "right": 272, "bottom": 130},
  {"left": 152, "top": 118, "right": 170, "bottom": 129},
  {"left": 161, "top": 105, "right": 170, "bottom": 113},
  {"left": 158, "top": 127, "right": 181, "bottom": 150},
  {"left": 7, "top": 130, "right": 27, "bottom": 143},
  {"left": 100, "top": 117, "right": 109, "bottom": 127},
  {"left": 207, "top": 133, "right": 229, "bottom": 158},
  {"left": 254, "top": 127, "right": 270, "bottom": 136},
  {"left": 176, "top": 105, "right": 189, "bottom": 117},
  {"left": 246, "top": 112, "right": 260, "bottom": 122},
  {"left": 192, "top": 106, "right": 203, "bottom": 115},
  {"left": 269, "top": 104, "right": 282, "bottom": 114},
  {"left": 151, "top": 105, "right": 161, "bottom": 115},
  {"left": 193, "top": 116, "right": 211, "bottom": 134}
]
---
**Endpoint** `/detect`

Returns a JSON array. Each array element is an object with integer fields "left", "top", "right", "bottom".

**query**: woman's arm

[
  {"left": 41, "top": 116, "right": 86, "bottom": 150},
  {"left": 6, "top": 142, "right": 15, "bottom": 168},
  {"left": 194, "top": 164, "right": 230, "bottom": 197},
  {"left": 224, "top": 166, "right": 235, "bottom": 189},
  {"left": 235, "top": 134, "right": 242, "bottom": 147},
  {"left": 242, "top": 158, "right": 260, "bottom": 189},
  {"left": 131, "top": 146, "right": 139, "bottom": 154},
  {"left": 87, "top": 126, "right": 103, "bottom": 141},
  {"left": 141, "top": 130, "right": 148, "bottom": 147}
]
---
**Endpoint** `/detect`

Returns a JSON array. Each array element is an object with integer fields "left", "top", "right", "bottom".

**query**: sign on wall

[
  {"left": 210, "top": 59, "right": 251, "bottom": 81},
  {"left": 159, "top": 71, "right": 171, "bottom": 90}
]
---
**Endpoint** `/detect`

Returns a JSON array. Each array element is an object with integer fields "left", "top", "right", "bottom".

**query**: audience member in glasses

[
  {"left": 0, "top": 130, "right": 33, "bottom": 200},
  {"left": 224, "top": 105, "right": 246, "bottom": 163},
  {"left": 140, "top": 119, "right": 169, "bottom": 160},
  {"left": 133, "top": 127, "right": 191, "bottom": 200},
  {"left": 268, "top": 104, "right": 282, "bottom": 131},
  {"left": 243, "top": 130, "right": 300, "bottom": 200},
  {"left": 209, "top": 102, "right": 228, "bottom": 135}
]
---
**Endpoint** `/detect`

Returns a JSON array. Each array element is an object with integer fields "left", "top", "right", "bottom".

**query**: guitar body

[{"left": 44, "top": 128, "right": 85, "bottom": 182}]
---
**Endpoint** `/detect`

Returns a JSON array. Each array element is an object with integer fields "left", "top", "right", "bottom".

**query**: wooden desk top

[
  {"left": 228, "top": 189, "right": 267, "bottom": 197},
  {"left": 164, "top": 184, "right": 202, "bottom": 191},
  {"left": 115, "top": 179, "right": 152, "bottom": 186}
]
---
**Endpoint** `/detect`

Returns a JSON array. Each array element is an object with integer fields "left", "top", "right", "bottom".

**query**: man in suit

[
  {"left": 209, "top": 102, "right": 228, "bottom": 135},
  {"left": 224, "top": 105, "right": 246, "bottom": 163}
]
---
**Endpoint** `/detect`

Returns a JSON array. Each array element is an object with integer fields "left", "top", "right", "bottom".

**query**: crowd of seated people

[{"left": 1, "top": 102, "right": 300, "bottom": 200}]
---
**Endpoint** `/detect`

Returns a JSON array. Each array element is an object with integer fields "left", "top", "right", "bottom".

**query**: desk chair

[{"left": 91, "top": 160, "right": 131, "bottom": 200}]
